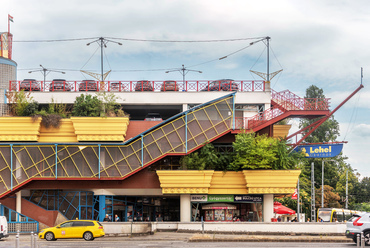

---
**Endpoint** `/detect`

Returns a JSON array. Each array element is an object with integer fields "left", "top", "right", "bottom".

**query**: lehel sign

[{"left": 294, "top": 144, "right": 343, "bottom": 158}]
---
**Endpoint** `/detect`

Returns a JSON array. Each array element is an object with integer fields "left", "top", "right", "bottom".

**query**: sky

[{"left": 1, "top": 0, "right": 370, "bottom": 176}]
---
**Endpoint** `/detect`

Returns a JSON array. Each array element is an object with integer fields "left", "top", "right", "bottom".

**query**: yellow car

[{"left": 39, "top": 220, "right": 105, "bottom": 241}]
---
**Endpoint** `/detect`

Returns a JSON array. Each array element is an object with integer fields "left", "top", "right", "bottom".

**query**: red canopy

[{"left": 273, "top": 202, "right": 296, "bottom": 215}]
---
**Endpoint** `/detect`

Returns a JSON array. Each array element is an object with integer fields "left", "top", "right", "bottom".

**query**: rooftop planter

[
  {"left": 243, "top": 170, "right": 301, "bottom": 194},
  {"left": 0, "top": 117, "right": 41, "bottom": 141},
  {"left": 156, "top": 170, "right": 214, "bottom": 194},
  {"left": 39, "top": 119, "right": 78, "bottom": 143},
  {"left": 71, "top": 117, "right": 130, "bottom": 142}
]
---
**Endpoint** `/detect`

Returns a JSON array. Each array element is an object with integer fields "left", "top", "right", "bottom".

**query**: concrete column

[
  {"left": 182, "top": 104, "right": 188, "bottom": 112},
  {"left": 263, "top": 194, "right": 274, "bottom": 222},
  {"left": 180, "top": 194, "right": 191, "bottom": 222},
  {"left": 16, "top": 191, "right": 21, "bottom": 213},
  {"left": 98, "top": 195, "right": 106, "bottom": 222}
]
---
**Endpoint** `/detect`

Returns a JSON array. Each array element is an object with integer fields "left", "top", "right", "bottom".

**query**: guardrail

[{"left": 9, "top": 80, "right": 266, "bottom": 92}]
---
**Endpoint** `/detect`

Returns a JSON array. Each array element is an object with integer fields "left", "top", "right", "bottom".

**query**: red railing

[{"left": 9, "top": 80, "right": 266, "bottom": 93}]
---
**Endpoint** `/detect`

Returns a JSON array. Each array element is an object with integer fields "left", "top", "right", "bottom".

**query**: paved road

[{"left": 0, "top": 240, "right": 359, "bottom": 248}]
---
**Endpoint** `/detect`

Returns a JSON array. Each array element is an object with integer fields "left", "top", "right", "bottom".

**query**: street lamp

[
  {"left": 165, "top": 65, "right": 202, "bottom": 91},
  {"left": 28, "top": 65, "right": 65, "bottom": 88},
  {"left": 321, "top": 159, "right": 336, "bottom": 208},
  {"left": 86, "top": 37, "right": 122, "bottom": 82}
]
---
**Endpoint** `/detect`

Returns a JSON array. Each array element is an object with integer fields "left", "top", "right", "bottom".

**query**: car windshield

[{"left": 318, "top": 210, "right": 332, "bottom": 222}]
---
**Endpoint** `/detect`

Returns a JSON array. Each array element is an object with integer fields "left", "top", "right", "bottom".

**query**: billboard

[{"left": 294, "top": 144, "right": 343, "bottom": 158}]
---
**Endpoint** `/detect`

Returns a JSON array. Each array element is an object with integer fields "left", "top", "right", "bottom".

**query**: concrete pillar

[
  {"left": 16, "top": 191, "right": 21, "bottom": 213},
  {"left": 182, "top": 103, "right": 188, "bottom": 112},
  {"left": 180, "top": 195, "right": 191, "bottom": 222},
  {"left": 263, "top": 194, "right": 274, "bottom": 222}
]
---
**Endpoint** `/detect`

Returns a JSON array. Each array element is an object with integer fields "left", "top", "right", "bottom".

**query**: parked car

[
  {"left": 79, "top": 80, "right": 98, "bottom": 91},
  {"left": 201, "top": 79, "right": 238, "bottom": 91},
  {"left": 0, "top": 216, "right": 8, "bottom": 239},
  {"left": 19, "top": 79, "right": 41, "bottom": 91},
  {"left": 109, "top": 82, "right": 122, "bottom": 91},
  {"left": 135, "top": 80, "right": 153, "bottom": 91},
  {"left": 145, "top": 113, "right": 162, "bottom": 121},
  {"left": 160, "top": 81, "right": 179, "bottom": 91},
  {"left": 39, "top": 220, "right": 105, "bottom": 241},
  {"left": 50, "top": 79, "right": 71, "bottom": 91},
  {"left": 345, "top": 212, "right": 369, "bottom": 244}
]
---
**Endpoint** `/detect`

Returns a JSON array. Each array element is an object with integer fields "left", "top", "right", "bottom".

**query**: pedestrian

[
  {"left": 156, "top": 213, "right": 163, "bottom": 222},
  {"left": 115, "top": 214, "right": 120, "bottom": 222},
  {"left": 277, "top": 216, "right": 282, "bottom": 222},
  {"left": 103, "top": 214, "right": 110, "bottom": 222}
]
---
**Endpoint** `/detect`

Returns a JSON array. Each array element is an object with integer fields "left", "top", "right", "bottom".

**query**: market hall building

[
  {"left": 0, "top": 87, "right": 328, "bottom": 230},
  {"left": 0, "top": 32, "right": 331, "bottom": 232}
]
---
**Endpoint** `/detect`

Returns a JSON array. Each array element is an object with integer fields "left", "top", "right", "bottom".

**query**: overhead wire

[
  {"left": 12, "top": 36, "right": 266, "bottom": 43},
  {"left": 343, "top": 88, "right": 362, "bottom": 140}
]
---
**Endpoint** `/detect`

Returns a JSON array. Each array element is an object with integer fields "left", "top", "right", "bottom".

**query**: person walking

[{"left": 115, "top": 214, "right": 120, "bottom": 222}]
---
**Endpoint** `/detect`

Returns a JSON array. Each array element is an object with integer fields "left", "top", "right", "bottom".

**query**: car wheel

[
  {"left": 83, "top": 231, "right": 94, "bottom": 241},
  {"left": 365, "top": 231, "right": 370, "bottom": 246},
  {"left": 45, "top": 232, "right": 55, "bottom": 241}
]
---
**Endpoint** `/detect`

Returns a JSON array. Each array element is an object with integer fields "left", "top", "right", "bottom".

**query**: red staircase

[{"left": 235, "top": 89, "right": 330, "bottom": 132}]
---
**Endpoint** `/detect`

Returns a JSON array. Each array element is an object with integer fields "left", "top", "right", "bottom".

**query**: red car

[
  {"left": 135, "top": 80, "right": 153, "bottom": 91},
  {"left": 79, "top": 80, "right": 98, "bottom": 91},
  {"left": 20, "top": 79, "right": 41, "bottom": 91},
  {"left": 202, "top": 79, "right": 238, "bottom": 91},
  {"left": 50, "top": 79, "right": 71, "bottom": 91},
  {"left": 161, "top": 81, "right": 179, "bottom": 91}
]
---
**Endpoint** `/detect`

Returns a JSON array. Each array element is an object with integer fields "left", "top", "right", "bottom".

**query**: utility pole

[
  {"left": 28, "top": 65, "right": 65, "bottom": 89},
  {"left": 165, "top": 65, "right": 202, "bottom": 91},
  {"left": 346, "top": 170, "right": 348, "bottom": 209},
  {"left": 311, "top": 162, "right": 315, "bottom": 222},
  {"left": 86, "top": 37, "right": 122, "bottom": 82}
]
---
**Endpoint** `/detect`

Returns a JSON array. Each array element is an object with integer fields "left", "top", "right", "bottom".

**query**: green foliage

[
  {"left": 6, "top": 90, "right": 39, "bottom": 116},
  {"left": 96, "top": 92, "right": 120, "bottom": 117},
  {"left": 180, "top": 143, "right": 222, "bottom": 170},
  {"left": 230, "top": 132, "right": 301, "bottom": 170},
  {"left": 72, "top": 94, "right": 102, "bottom": 117}
]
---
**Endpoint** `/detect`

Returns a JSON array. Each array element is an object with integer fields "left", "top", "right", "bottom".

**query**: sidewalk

[{"left": 110, "top": 232, "right": 352, "bottom": 243}]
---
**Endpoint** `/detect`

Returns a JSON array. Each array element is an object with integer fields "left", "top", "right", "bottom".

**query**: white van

[{"left": 0, "top": 216, "right": 8, "bottom": 239}]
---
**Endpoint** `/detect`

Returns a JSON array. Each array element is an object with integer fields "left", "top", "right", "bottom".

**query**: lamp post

[
  {"left": 86, "top": 37, "right": 122, "bottom": 82},
  {"left": 28, "top": 65, "right": 65, "bottom": 89},
  {"left": 165, "top": 65, "right": 202, "bottom": 91}
]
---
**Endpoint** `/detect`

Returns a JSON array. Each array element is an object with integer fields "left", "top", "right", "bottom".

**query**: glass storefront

[{"left": 191, "top": 194, "right": 263, "bottom": 222}]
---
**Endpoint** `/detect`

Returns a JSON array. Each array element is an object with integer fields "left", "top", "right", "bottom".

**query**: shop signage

[
  {"left": 294, "top": 144, "right": 343, "bottom": 158},
  {"left": 234, "top": 195, "right": 263, "bottom": 202},
  {"left": 208, "top": 195, "right": 234, "bottom": 202},
  {"left": 191, "top": 195, "right": 207, "bottom": 202}
]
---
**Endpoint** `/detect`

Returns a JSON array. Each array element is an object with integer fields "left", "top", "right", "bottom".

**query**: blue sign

[
  {"left": 294, "top": 144, "right": 343, "bottom": 158},
  {"left": 234, "top": 195, "right": 263, "bottom": 203}
]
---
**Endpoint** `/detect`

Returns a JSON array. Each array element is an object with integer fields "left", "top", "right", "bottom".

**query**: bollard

[
  {"left": 130, "top": 221, "right": 133, "bottom": 237},
  {"left": 201, "top": 216, "right": 204, "bottom": 234},
  {"left": 357, "top": 234, "right": 360, "bottom": 248},
  {"left": 361, "top": 232, "right": 365, "bottom": 248},
  {"left": 34, "top": 233, "right": 38, "bottom": 248},
  {"left": 31, "top": 231, "right": 34, "bottom": 248},
  {"left": 15, "top": 231, "right": 19, "bottom": 248}
]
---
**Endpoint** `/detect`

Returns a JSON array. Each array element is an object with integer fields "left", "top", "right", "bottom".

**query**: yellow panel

[
  {"left": 71, "top": 117, "right": 129, "bottom": 142},
  {"left": 209, "top": 171, "right": 248, "bottom": 194},
  {"left": 273, "top": 125, "right": 291, "bottom": 138},
  {"left": 0, "top": 117, "right": 41, "bottom": 141},
  {"left": 243, "top": 170, "right": 301, "bottom": 194},
  {"left": 157, "top": 170, "right": 214, "bottom": 194},
  {"left": 39, "top": 119, "right": 78, "bottom": 143}
]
